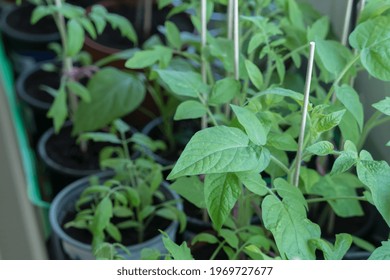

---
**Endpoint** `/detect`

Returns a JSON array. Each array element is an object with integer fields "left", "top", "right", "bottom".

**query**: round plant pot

[
  {"left": 38, "top": 122, "right": 138, "bottom": 199},
  {"left": 49, "top": 171, "right": 182, "bottom": 259},
  {"left": 141, "top": 117, "right": 198, "bottom": 166},
  {"left": 84, "top": 0, "right": 193, "bottom": 67},
  {"left": 16, "top": 60, "right": 57, "bottom": 147},
  {"left": 0, "top": 3, "right": 60, "bottom": 74}
]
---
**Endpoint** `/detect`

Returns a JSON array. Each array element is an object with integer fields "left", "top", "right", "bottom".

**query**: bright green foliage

[
  {"left": 162, "top": 232, "right": 194, "bottom": 260},
  {"left": 372, "top": 97, "right": 390, "bottom": 116},
  {"left": 368, "top": 240, "right": 390, "bottom": 260},
  {"left": 350, "top": 16, "right": 390, "bottom": 81},
  {"left": 168, "top": 126, "right": 259, "bottom": 179},
  {"left": 47, "top": 86, "right": 67, "bottom": 132},
  {"left": 125, "top": 46, "right": 173, "bottom": 69},
  {"left": 165, "top": 21, "right": 182, "bottom": 50},
  {"left": 73, "top": 68, "right": 145, "bottom": 134},
  {"left": 336, "top": 85, "right": 364, "bottom": 131},
  {"left": 357, "top": 159, "right": 390, "bottom": 227},
  {"left": 231, "top": 105, "right": 267, "bottom": 146},
  {"left": 306, "top": 141, "right": 334, "bottom": 156},
  {"left": 169, "top": 177, "right": 205, "bottom": 209},
  {"left": 156, "top": 70, "right": 209, "bottom": 98},
  {"left": 205, "top": 173, "right": 241, "bottom": 231},
  {"left": 309, "top": 234, "right": 352, "bottom": 260},
  {"left": 209, "top": 78, "right": 241, "bottom": 106},
  {"left": 174, "top": 100, "right": 207, "bottom": 120},
  {"left": 236, "top": 171, "right": 268, "bottom": 196},
  {"left": 245, "top": 59, "right": 264, "bottom": 90},
  {"left": 311, "top": 174, "right": 363, "bottom": 217}
]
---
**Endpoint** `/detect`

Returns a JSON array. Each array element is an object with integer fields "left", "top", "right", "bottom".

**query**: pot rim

[
  {"left": 0, "top": 4, "right": 60, "bottom": 43},
  {"left": 49, "top": 170, "right": 182, "bottom": 254},
  {"left": 16, "top": 60, "right": 55, "bottom": 111}
]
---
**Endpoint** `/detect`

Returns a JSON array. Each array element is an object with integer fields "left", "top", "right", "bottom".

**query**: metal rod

[{"left": 233, "top": 0, "right": 239, "bottom": 80}]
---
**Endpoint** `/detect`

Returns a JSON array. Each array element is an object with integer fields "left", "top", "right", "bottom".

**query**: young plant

[
  {"left": 65, "top": 120, "right": 186, "bottom": 257},
  {"left": 31, "top": 0, "right": 143, "bottom": 138}
]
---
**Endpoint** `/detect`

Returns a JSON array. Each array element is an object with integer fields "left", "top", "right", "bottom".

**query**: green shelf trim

[{"left": 0, "top": 35, "right": 50, "bottom": 209}]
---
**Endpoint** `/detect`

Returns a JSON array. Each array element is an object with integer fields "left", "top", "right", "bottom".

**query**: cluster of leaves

[
  {"left": 66, "top": 120, "right": 186, "bottom": 258},
  {"left": 31, "top": 0, "right": 143, "bottom": 135},
  {"left": 152, "top": 0, "right": 390, "bottom": 260}
]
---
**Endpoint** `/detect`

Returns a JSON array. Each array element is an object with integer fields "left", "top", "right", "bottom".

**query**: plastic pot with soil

[
  {"left": 37, "top": 122, "right": 138, "bottom": 199},
  {"left": 0, "top": 3, "right": 59, "bottom": 74},
  {"left": 15, "top": 60, "right": 58, "bottom": 147},
  {"left": 49, "top": 171, "right": 182, "bottom": 260},
  {"left": 84, "top": 0, "right": 193, "bottom": 67}
]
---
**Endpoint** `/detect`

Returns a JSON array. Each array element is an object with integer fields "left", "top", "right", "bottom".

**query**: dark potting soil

[
  {"left": 7, "top": 4, "right": 58, "bottom": 35},
  {"left": 46, "top": 125, "right": 110, "bottom": 171},
  {"left": 62, "top": 208, "right": 171, "bottom": 246},
  {"left": 23, "top": 67, "right": 59, "bottom": 104}
]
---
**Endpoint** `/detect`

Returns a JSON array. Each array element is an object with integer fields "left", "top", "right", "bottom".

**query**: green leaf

[
  {"left": 73, "top": 68, "right": 145, "bottom": 133},
  {"left": 205, "top": 173, "right": 241, "bottom": 231},
  {"left": 339, "top": 111, "right": 361, "bottom": 145},
  {"left": 167, "top": 126, "right": 259, "bottom": 179},
  {"left": 78, "top": 132, "right": 121, "bottom": 144},
  {"left": 105, "top": 13, "right": 137, "bottom": 43},
  {"left": 315, "top": 39, "right": 353, "bottom": 77},
  {"left": 220, "top": 229, "right": 239, "bottom": 249},
  {"left": 306, "top": 141, "right": 334, "bottom": 156},
  {"left": 106, "top": 223, "right": 121, "bottom": 242},
  {"left": 315, "top": 110, "right": 346, "bottom": 133},
  {"left": 359, "top": 0, "right": 390, "bottom": 23},
  {"left": 125, "top": 46, "right": 172, "bottom": 69},
  {"left": 113, "top": 207, "right": 133, "bottom": 218},
  {"left": 91, "top": 197, "right": 113, "bottom": 236},
  {"left": 156, "top": 70, "right": 209, "bottom": 98},
  {"left": 309, "top": 234, "right": 352, "bottom": 260},
  {"left": 170, "top": 177, "right": 205, "bottom": 209},
  {"left": 174, "top": 100, "right": 207, "bottom": 120},
  {"left": 335, "top": 85, "right": 364, "bottom": 131},
  {"left": 165, "top": 21, "right": 182, "bottom": 49},
  {"left": 47, "top": 87, "right": 68, "bottom": 133},
  {"left": 191, "top": 233, "right": 219, "bottom": 245},
  {"left": 372, "top": 97, "right": 390, "bottom": 116},
  {"left": 357, "top": 160, "right": 390, "bottom": 226},
  {"left": 140, "top": 248, "right": 161, "bottom": 260},
  {"left": 245, "top": 60, "right": 264, "bottom": 90},
  {"left": 236, "top": 171, "right": 268, "bottom": 196},
  {"left": 268, "top": 132, "right": 298, "bottom": 151},
  {"left": 31, "top": 6, "right": 53, "bottom": 24},
  {"left": 368, "top": 240, "right": 390, "bottom": 260},
  {"left": 331, "top": 152, "right": 357, "bottom": 175},
  {"left": 311, "top": 174, "right": 363, "bottom": 217},
  {"left": 231, "top": 105, "right": 267, "bottom": 146},
  {"left": 161, "top": 232, "right": 194, "bottom": 260},
  {"left": 139, "top": 205, "right": 155, "bottom": 220},
  {"left": 66, "top": 19, "right": 84, "bottom": 56},
  {"left": 253, "top": 87, "right": 303, "bottom": 102},
  {"left": 274, "top": 178, "right": 307, "bottom": 209},
  {"left": 307, "top": 16, "right": 329, "bottom": 41},
  {"left": 262, "top": 194, "right": 320, "bottom": 260},
  {"left": 67, "top": 81, "right": 90, "bottom": 103},
  {"left": 79, "top": 17, "right": 97, "bottom": 39},
  {"left": 349, "top": 16, "right": 390, "bottom": 81},
  {"left": 209, "top": 78, "right": 240, "bottom": 105}
]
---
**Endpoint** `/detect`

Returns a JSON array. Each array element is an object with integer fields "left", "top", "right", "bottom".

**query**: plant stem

[
  {"left": 293, "top": 42, "right": 316, "bottom": 187},
  {"left": 270, "top": 155, "right": 290, "bottom": 175},
  {"left": 357, "top": 112, "right": 390, "bottom": 150},
  {"left": 210, "top": 240, "right": 227, "bottom": 260},
  {"left": 306, "top": 196, "right": 367, "bottom": 203},
  {"left": 325, "top": 54, "right": 360, "bottom": 104}
]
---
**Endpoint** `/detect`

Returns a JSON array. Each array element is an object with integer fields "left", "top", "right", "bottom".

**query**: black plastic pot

[
  {"left": 49, "top": 171, "right": 182, "bottom": 259},
  {"left": 141, "top": 117, "right": 198, "bottom": 167},
  {"left": 16, "top": 60, "right": 57, "bottom": 147},
  {"left": 0, "top": 3, "right": 60, "bottom": 74},
  {"left": 38, "top": 122, "right": 139, "bottom": 199}
]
